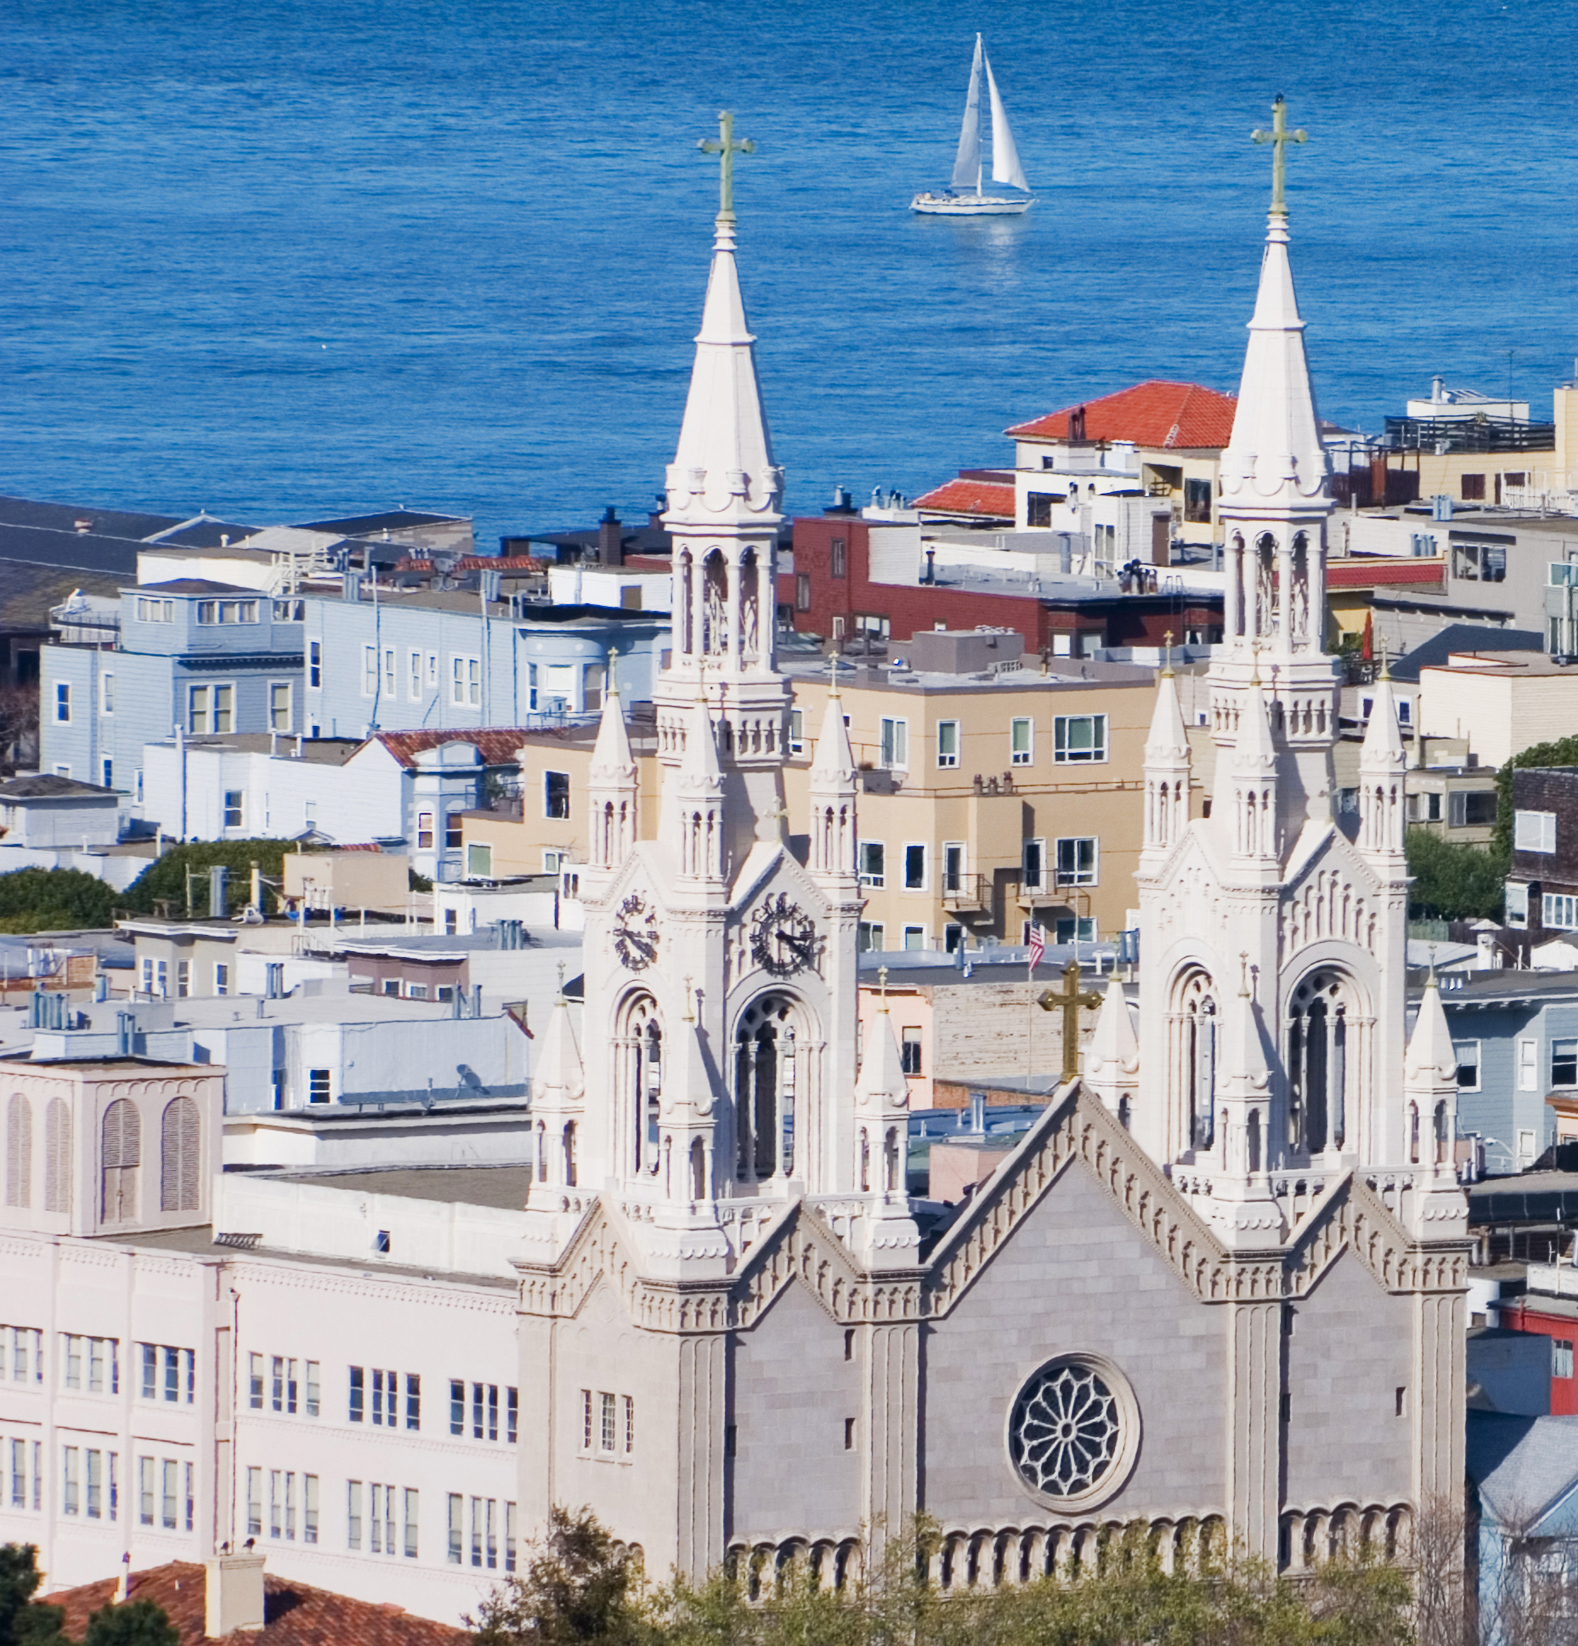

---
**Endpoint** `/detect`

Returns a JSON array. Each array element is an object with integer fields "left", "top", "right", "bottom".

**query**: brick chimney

[
  {"left": 597, "top": 507, "right": 623, "bottom": 567},
  {"left": 205, "top": 1553, "right": 266, "bottom": 1635}
]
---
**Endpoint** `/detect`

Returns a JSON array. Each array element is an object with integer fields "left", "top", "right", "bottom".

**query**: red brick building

[{"left": 779, "top": 514, "right": 1223, "bottom": 654}]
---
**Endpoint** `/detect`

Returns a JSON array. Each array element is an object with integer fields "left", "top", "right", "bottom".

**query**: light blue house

[
  {"left": 300, "top": 584, "right": 668, "bottom": 739},
  {"left": 39, "top": 580, "right": 304, "bottom": 810},
  {"left": 1436, "top": 973, "right": 1578, "bottom": 1174},
  {"left": 1467, "top": 1411, "right": 1578, "bottom": 1641}
]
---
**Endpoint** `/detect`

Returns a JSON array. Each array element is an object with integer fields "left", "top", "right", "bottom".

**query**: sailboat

[{"left": 911, "top": 34, "right": 1033, "bottom": 216}]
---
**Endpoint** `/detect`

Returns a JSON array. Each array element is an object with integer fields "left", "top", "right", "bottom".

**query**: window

[
  {"left": 901, "top": 1028, "right": 923, "bottom": 1076},
  {"left": 136, "top": 597, "right": 175, "bottom": 622},
  {"left": 448, "top": 1494, "right": 464, "bottom": 1564},
  {"left": 1520, "top": 1038, "right": 1539, "bottom": 1092},
  {"left": 1027, "top": 493, "right": 1057, "bottom": 528},
  {"left": 273, "top": 598, "right": 305, "bottom": 621},
  {"left": 1184, "top": 477, "right": 1213, "bottom": 523},
  {"left": 857, "top": 922, "right": 885, "bottom": 952},
  {"left": 878, "top": 717, "right": 908, "bottom": 769},
  {"left": 408, "top": 651, "right": 422, "bottom": 700},
  {"left": 1544, "top": 895, "right": 1578, "bottom": 931},
  {"left": 304, "top": 1474, "right": 318, "bottom": 1544},
  {"left": 859, "top": 841, "right": 885, "bottom": 888},
  {"left": 903, "top": 843, "right": 926, "bottom": 891},
  {"left": 788, "top": 708, "right": 804, "bottom": 754},
  {"left": 1557, "top": 1341, "right": 1575, "bottom": 1380},
  {"left": 223, "top": 790, "right": 244, "bottom": 830},
  {"left": 1054, "top": 713, "right": 1107, "bottom": 763},
  {"left": 451, "top": 656, "right": 481, "bottom": 708},
  {"left": 350, "top": 1366, "right": 364, "bottom": 1423},
  {"left": 1455, "top": 1041, "right": 1481, "bottom": 1091},
  {"left": 600, "top": 1391, "right": 617, "bottom": 1452},
  {"left": 269, "top": 683, "right": 292, "bottom": 731},
  {"left": 467, "top": 843, "right": 493, "bottom": 878},
  {"left": 1448, "top": 790, "right": 1496, "bottom": 829},
  {"left": 363, "top": 646, "right": 378, "bottom": 696},
  {"left": 1556, "top": 1040, "right": 1578, "bottom": 1088},
  {"left": 795, "top": 574, "right": 811, "bottom": 611},
  {"left": 445, "top": 812, "right": 463, "bottom": 849},
  {"left": 1056, "top": 836, "right": 1098, "bottom": 886},
  {"left": 1055, "top": 915, "right": 1097, "bottom": 944},
  {"left": 54, "top": 683, "right": 70, "bottom": 724},
  {"left": 347, "top": 1481, "right": 363, "bottom": 1550},
  {"left": 454, "top": 1380, "right": 467, "bottom": 1437},
  {"left": 407, "top": 1373, "right": 421, "bottom": 1430},
  {"left": 903, "top": 925, "right": 926, "bottom": 950},
  {"left": 1010, "top": 717, "right": 1033, "bottom": 765},
  {"left": 1461, "top": 473, "right": 1486, "bottom": 501},
  {"left": 1507, "top": 883, "right": 1530, "bottom": 928},
  {"left": 937, "top": 720, "right": 959, "bottom": 768},
  {"left": 942, "top": 843, "right": 965, "bottom": 893},
  {"left": 830, "top": 538, "right": 847, "bottom": 579},
  {"left": 1516, "top": 810, "right": 1559, "bottom": 854},
  {"left": 188, "top": 684, "right": 234, "bottom": 734},
  {"left": 62, "top": 1452, "right": 80, "bottom": 1517},
  {"left": 1453, "top": 541, "right": 1507, "bottom": 582},
  {"left": 215, "top": 963, "right": 229, "bottom": 996},
  {"left": 308, "top": 1069, "right": 331, "bottom": 1104},
  {"left": 62, "top": 1335, "right": 118, "bottom": 1393},
  {"left": 1023, "top": 838, "right": 1045, "bottom": 892},
  {"left": 384, "top": 649, "right": 397, "bottom": 698},
  {"left": 102, "top": 758, "right": 114, "bottom": 789},
  {"left": 417, "top": 811, "right": 434, "bottom": 850},
  {"left": 545, "top": 771, "right": 571, "bottom": 820},
  {"left": 138, "top": 1345, "right": 194, "bottom": 1403},
  {"left": 196, "top": 600, "right": 258, "bottom": 624},
  {"left": 100, "top": 674, "right": 114, "bottom": 715}
]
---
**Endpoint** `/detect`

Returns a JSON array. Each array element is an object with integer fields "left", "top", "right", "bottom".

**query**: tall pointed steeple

[
  {"left": 528, "top": 985, "right": 585, "bottom": 1201},
  {"left": 1082, "top": 975, "right": 1140, "bottom": 1123},
  {"left": 1141, "top": 640, "right": 1192, "bottom": 865},
  {"left": 583, "top": 650, "right": 639, "bottom": 891},
  {"left": 1358, "top": 654, "right": 1408, "bottom": 868},
  {"left": 1403, "top": 971, "right": 1460, "bottom": 1191},
  {"left": 1228, "top": 667, "right": 1281, "bottom": 868},
  {"left": 675, "top": 689, "right": 725, "bottom": 884},
  {"left": 807, "top": 664, "right": 858, "bottom": 888}
]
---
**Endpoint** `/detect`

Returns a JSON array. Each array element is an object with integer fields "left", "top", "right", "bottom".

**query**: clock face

[
  {"left": 750, "top": 893, "right": 818, "bottom": 978},
  {"left": 613, "top": 893, "right": 659, "bottom": 971}
]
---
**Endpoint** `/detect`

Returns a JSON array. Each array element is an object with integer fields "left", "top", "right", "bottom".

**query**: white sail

[
  {"left": 984, "top": 51, "right": 1029, "bottom": 192},
  {"left": 950, "top": 34, "right": 983, "bottom": 192}
]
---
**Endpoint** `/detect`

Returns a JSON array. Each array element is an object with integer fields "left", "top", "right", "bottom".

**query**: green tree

[
  {"left": 121, "top": 840, "right": 294, "bottom": 918},
  {"left": 469, "top": 1506, "right": 649, "bottom": 1646},
  {"left": 0, "top": 1545, "right": 65, "bottom": 1646},
  {"left": 81, "top": 1600, "right": 177, "bottom": 1646},
  {"left": 0, "top": 866, "right": 117, "bottom": 934},
  {"left": 1494, "top": 733, "right": 1578, "bottom": 858},
  {"left": 1406, "top": 827, "right": 1509, "bottom": 922}
]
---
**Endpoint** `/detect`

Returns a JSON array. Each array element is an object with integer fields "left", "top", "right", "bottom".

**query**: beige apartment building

[{"left": 463, "top": 633, "right": 1177, "bottom": 950}]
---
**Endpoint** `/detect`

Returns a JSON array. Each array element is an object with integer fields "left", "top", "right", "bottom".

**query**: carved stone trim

[{"left": 1287, "top": 1173, "right": 1469, "bottom": 1297}]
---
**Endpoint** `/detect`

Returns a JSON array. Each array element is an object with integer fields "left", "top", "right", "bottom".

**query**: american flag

[{"left": 1028, "top": 924, "right": 1045, "bottom": 971}]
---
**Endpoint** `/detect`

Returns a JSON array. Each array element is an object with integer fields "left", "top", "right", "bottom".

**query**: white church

[{"left": 0, "top": 132, "right": 1466, "bottom": 1622}]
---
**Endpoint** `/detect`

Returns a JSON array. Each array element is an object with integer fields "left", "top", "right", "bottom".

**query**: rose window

[{"left": 1008, "top": 1360, "right": 1123, "bottom": 1499}]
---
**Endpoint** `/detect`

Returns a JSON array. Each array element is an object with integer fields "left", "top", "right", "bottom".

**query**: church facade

[{"left": 0, "top": 133, "right": 1466, "bottom": 1624}]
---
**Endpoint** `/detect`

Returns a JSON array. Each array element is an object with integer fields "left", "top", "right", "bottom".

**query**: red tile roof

[
  {"left": 46, "top": 1561, "right": 466, "bottom": 1646},
  {"left": 1006, "top": 380, "right": 1238, "bottom": 449},
  {"left": 1326, "top": 557, "right": 1446, "bottom": 590},
  {"left": 912, "top": 479, "right": 1017, "bottom": 518},
  {"left": 372, "top": 729, "right": 532, "bottom": 768}
]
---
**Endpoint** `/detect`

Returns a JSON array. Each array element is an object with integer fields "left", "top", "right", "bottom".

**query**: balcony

[{"left": 941, "top": 872, "right": 990, "bottom": 913}]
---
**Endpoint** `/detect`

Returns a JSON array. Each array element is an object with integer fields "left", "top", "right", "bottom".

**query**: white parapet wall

[{"left": 215, "top": 1171, "right": 528, "bottom": 1277}]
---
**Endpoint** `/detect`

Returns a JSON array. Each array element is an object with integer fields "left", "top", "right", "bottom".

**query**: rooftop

[
  {"left": 913, "top": 478, "right": 1017, "bottom": 518},
  {"left": 137, "top": 577, "right": 267, "bottom": 597},
  {"left": 293, "top": 509, "right": 466, "bottom": 535},
  {"left": 273, "top": 1163, "right": 533, "bottom": 1209},
  {"left": 1423, "top": 649, "right": 1578, "bottom": 679},
  {"left": 0, "top": 773, "right": 118, "bottom": 800},
  {"left": 45, "top": 1560, "right": 466, "bottom": 1646},
  {"left": 780, "top": 656, "right": 1154, "bottom": 695},
  {"left": 1005, "top": 380, "right": 1238, "bottom": 450}
]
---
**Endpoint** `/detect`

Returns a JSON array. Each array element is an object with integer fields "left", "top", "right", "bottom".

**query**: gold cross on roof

[
  {"left": 1037, "top": 959, "right": 1103, "bottom": 1081},
  {"left": 1251, "top": 95, "right": 1308, "bottom": 217},
  {"left": 698, "top": 110, "right": 756, "bottom": 220}
]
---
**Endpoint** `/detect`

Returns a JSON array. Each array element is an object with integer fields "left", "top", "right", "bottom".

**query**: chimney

[
  {"left": 597, "top": 506, "right": 623, "bottom": 567},
  {"left": 204, "top": 1552, "right": 266, "bottom": 1635},
  {"left": 1069, "top": 406, "right": 1087, "bottom": 443}
]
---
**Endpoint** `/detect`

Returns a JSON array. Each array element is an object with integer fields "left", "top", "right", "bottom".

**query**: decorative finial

[
  {"left": 698, "top": 110, "right": 756, "bottom": 223},
  {"left": 1377, "top": 636, "right": 1391, "bottom": 681},
  {"left": 1427, "top": 947, "right": 1438, "bottom": 987},
  {"left": 1162, "top": 629, "right": 1174, "bottom": 678},
  {"left": 1250, "top": 639, "right": 1263, "bottom": 686},
  {"left": 828, "top": 653, "right": 841, "bottom": 700},
  {"left": 1239, "top": 951, "right": 1252, "bottom": 998},
  {"left": 556, "top": 961, "right": 566, "bottom": 1000},
  {"left": 606, "top": 646, "right": 619, "bottom": 696},
  {"left": 877, "top": 964, "right": 889, "bottom": 1005},
  {"left": 1251, "top": 94, "right": 1307, "bottom": 219},
  {"left": 682, "top": 975, "right": 696, "bottom": 1024}
]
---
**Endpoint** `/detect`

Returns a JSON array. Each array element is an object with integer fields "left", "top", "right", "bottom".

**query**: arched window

[
  {"left": 1408, "top": 1104, "right": 1420, "bottom": 1166},
  {"left": 1434, "top": 1102, "right": 1449, "bottom": 1167},
  {"left": 734, "top": 996, "right": 800, "bottom": 1183},
  {"left": 1288, "top": 971, "right": 1350, "bottom": 1156},
  {"left": 6, "top": 1094, "right": 31, "bottom": 1209},
  {"left": 1255, "top": 533, "right": 1277, "bottom": 639},
  {"left": 689, "top": 1138, "right": 706, "bottom": 1202},
  {"left": 884, "top": 1128, "right": 899, "bottom": 1194},
  {"left": 101, "top": 1099, "right": 140, "bottom": 1224},
  {"left": 1290, "top": 533, "right": 1310, "bottom": 648},
  {"left": 535, "top": 1121, "right": 546, "bottom": 1182},
  {"left": 1230, "top": 534, "right": 1246, "bottom": 638},
  {"left": 563, "top": 1122, "right": 578, "bottom": 1188},
  {"left": 1247, "top": 1108, "right": 1262, "bottom": 1175},
  {"left": 621, "top": 997, "right": 663, "bottom": 1177},
  {"left": 44, "top": 1097, "right": 71, "bottom": 1215},
  {"left": 678, "top": 552, "right": 694, "bottom": 656},
  {"left": 740, "top": 550, "right": 760, "bottom": 661},
  {"left": 859, "top": 1129, "right": 870, "bottom": 1192},
  {"left": 160, "top": 1097, "right": 201, "bottom": 1213},
  {"left": 702, "top": 550, "right": 728, "bottom": 655},
  {"left": 1178, "top": 971, "right": 1217, "bottom": 1151}
]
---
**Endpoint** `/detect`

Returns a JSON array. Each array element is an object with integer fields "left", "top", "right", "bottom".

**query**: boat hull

[{"left": 910, "top": 191, "right": 1032, "bottom": 216}]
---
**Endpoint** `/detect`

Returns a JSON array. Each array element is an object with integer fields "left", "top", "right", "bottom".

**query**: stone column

[
  {"left": 675, "top": 1327, "right": 729, "bottom": 1579},
  {"left": 1224, "top": 1295, "right": 1282, "bottom": 1563},
  {"left": 860, "top": 1320, "right": 920, "bottom": 1565}
]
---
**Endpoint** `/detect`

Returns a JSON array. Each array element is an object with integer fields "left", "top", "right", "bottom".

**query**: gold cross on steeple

[
  {"left": 1037, "top": 959, "right": 1103, "bottom": 1081},
  {"left": 698, "top": 110, "right": 756, "bottom": 221},
  {"left": 1251, "top": 95, "right": 1307, "bottom": 217}
]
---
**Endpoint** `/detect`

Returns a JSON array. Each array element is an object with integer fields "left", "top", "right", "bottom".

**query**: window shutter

[
  {"left": 6, "top": 1094, "right": 31, "bottom": 1208},
  {"left": 161, "top": 1097, "right": 200, "bottom": 1213},
  {"left": 44, "top": 1097, "right": 71, "bottom": 1214}
]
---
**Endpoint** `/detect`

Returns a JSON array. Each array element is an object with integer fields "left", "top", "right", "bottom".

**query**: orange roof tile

[
  {"left": 372, "top": 729, "right": 533, "bottom": 768},
  {"left": 912, "top": 479, "right": 1017, "bottom": 518},
  {"left": 1006, "top": 380, "right": 1238, "bottom": 449},
  {"left": 46, "top": 1561, "right": 467, "bottom": 1646},
  {"left": 1326, "top": 558, "right": 1446, "bottom": 590}
]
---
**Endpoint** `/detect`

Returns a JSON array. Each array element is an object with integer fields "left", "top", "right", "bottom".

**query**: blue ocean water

[{"left": 1, "top": 0, "right": 1575, "bottom": 549}]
